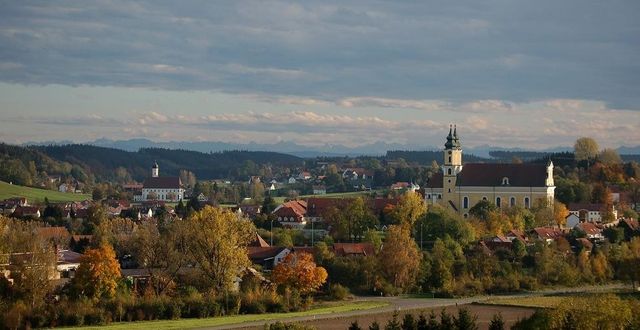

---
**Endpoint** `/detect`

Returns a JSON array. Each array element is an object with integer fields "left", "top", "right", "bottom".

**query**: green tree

[
  {"left": 454, "top": 308, "right": 478, "bottom": 330},
  {"left": 488, "top": 313, "right": 504, "bottom": 330}
]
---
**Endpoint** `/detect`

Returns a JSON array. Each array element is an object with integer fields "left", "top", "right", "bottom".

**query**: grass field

[
  {"left": 0, "top": 181, "right": 91, "bottom": 203},
  {"left": 59, "top": 301, "right": 388, "bottom": 330},
  {"left": 273, "top": 190, "right": 385, "bottom": 204}
]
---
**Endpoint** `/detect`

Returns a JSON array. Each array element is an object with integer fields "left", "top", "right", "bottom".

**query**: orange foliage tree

[
  {"left": 272, "top": 252, "right": 328, "bottom": 294},
  {"left": 72, "top": 243, "right": 121, "bottom": 300}
]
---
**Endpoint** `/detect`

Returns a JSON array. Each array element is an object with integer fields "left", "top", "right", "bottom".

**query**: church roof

[
  {"left": 425, "top": 163, "right": 548, "bottom": 188},
  {"left": 143, "top": 177, "right": 181, "bottom": 189},
  {"left": 456, "top": 163, "right": 548, "bottom": 187}
]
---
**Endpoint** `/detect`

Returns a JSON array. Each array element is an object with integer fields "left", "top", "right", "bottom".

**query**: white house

[{"left": 568, "top": 203, "right": 618, "bottom": 223}]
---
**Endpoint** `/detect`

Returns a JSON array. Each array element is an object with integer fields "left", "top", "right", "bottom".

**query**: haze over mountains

[{"left": 22, "top": 138, "right": 640, "bottom": 158}]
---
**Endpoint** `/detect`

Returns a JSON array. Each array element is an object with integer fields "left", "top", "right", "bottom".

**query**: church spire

[
  {"left": 453, "top": 125, "right": 461, "bottom": 148},
  {"left": 444, "top": 124, "right": 454, "bottom": 149}
]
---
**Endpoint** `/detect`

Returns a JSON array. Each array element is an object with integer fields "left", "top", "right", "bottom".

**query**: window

[
  {"left": 427, "top": 194, "right": 431, "bottom": 199},
  {"left": 510, "top": 197, "right": 516, "bottom": 207},
  {"left": 438, "top": 194, "right": 442, "bottom": 199},
  {"left": 502, "top": 177, "right": 509, "bottom": 185},
  {"left": 496, "top": 197, "right": 501, "bottom": 207},
  {"left": 448, "top": 188, "right": 451, "bottom": 193},
  {"left": 524, "top": 197, "right": 530, "bottom": 209},
  {"left": 447, "top": 168, "right": 452, "bottom": 175},
  {"left": 482, "top": 196, "right": 487, "bottom": 201},
  {"left": 448, "top": 179, "right": 451, "bottom": 183},
  {"left": 463, "top": 213, "right": 468, "bottom": 218},
  {"left": 463, "top": 196, "right": 469, "bottom": 209},
  {"left": 448, "top": 156, "right": 452, "bottom": 163}
]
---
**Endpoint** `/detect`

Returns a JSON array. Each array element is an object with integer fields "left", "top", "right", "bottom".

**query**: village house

[
  {"left": 568, "top": 203, "right": 618, "bottom": 223},
  {"left": 575, "top": 222, "right": 605, "bottom": 242},
  {"left": 425, "top": 126, "right": 555, "bottom": 217},
  {"left": 272, "top": 200, "right": 308, "bottom": 228},
  {"left": 530, "top": 227, "right": 564, "bottom": 244},
  {"left": 312, "top": 185, "right": 327, "bottom": 195}
]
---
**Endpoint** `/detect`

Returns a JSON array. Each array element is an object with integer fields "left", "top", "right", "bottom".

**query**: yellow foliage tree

[
  {"left": 185, "top": 206, "right": 255, "bottom": 294},
  {"left": 388, "top": 191, "right": 427, "bottom": 231},
  {"left": 73, "top": 243, "right": 121, "bottom": 300},
  {"left": 554, "top": 201, "right": 570, "bottom": 228},
  {"left": 377, "top": 225, "right": 420, "bottom": 292},
  {"left": 272, "top": 252, "right": 328, "bottom": 294}
]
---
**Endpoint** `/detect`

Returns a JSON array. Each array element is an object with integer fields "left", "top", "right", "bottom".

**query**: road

[{"left": 201, "top": 283, "right": 627, "bottom": 330}]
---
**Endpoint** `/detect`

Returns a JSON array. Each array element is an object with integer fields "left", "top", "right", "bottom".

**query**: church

[
  {"left": 425, "top": 126, "right": 555, "bottom": 218},
  {"left": 138, "top": 162, "right": 185, "bottom": 202}
]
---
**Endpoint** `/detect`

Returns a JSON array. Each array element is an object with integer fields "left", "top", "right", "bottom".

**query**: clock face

[{"left": 448, "top": 151, "right": 452, "bottom": 155}]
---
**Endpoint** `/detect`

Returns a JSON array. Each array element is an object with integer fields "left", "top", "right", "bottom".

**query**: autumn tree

[
  {"left": 72, "top": 243, "right": 121, "bottom": 300},
  {"left": 553, "top": 201, "right": 569, "bottom": 228},
  {"left": 550, "top": 294, "right": 632, "bottom": 329},
  {"left": 2, "top": 219, "right": 57, "bottom": 307},
  {"left": 272, "top": 252, "right": 328, "bottom": 294},
  {"left": 598, "top": 148, "right": 622, "bottom": 165},
  {"left": 387, "top": 191, "right": 426, "bottom": 230},
  {"left": 185, "top": 206, "right": 255, "bottom": 294},
  {"left": 131, "top": 220, "right": 189, "bottom": 296},
  {"left": 574, "top": 137, "right": 599, "bottom": 163},
  {"left": 377, "top": 225, "right": 420, "bottom": 292}
]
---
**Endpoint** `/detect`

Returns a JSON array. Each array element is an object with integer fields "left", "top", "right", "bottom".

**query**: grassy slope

[
  {"left": 60, "top": 301, "right": 388, "bottom": 330},
  {"left": 0, "top": 181, "right": 91, "bottom": 203}
]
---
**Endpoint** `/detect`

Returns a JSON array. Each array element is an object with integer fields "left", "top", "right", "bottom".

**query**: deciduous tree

[
  {"left": 272, "top": 252, "right": 328, "bottom": 294},
  {"left": 377, "top": 225, "right": 420, "bottom": 292},
  {"left": 574, "top": 137, "right": 599, "bottom": 162},
  {"left": 72, "top": 243, "right": 121, "bottom": 300},
  {"left": 185, "top": 206, "right": 255, "bottom": 294}
]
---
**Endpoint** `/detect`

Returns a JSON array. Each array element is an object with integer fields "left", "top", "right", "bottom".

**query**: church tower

[
  {"left": 152, "top": 161, "right": 159, "bottom": 178},
  {"left": 442, "top": 125, "right": 462, "bottom": 208}
]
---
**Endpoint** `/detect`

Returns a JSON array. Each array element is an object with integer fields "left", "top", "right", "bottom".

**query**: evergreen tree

[
  {"left": 488, "top": 313, "right": 504, "bottom": 330},
  {"left": 416, "top": 313, "right": 428, "bottom": 330},
  {"left": 349, "top": 320, "right": 363, "bottom": 330},
  {"left": 439, "top": 309, "right": 453, "bottom": 330},
  {"left": 385, "top": 312, "right": 401, "bottom": 330},
  {"left": 402, "top": 313, "right": 416, "bottom": 330},
  {"left": 369, "top": 321, "right": 381, "bottom": 330},
  {"left": 453, "top": 308, "right": 478, "bottom": 330}
]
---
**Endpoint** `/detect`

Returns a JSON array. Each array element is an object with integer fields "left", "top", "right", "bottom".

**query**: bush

[{"left": 329, "top": 284, "right": 351, "bottom": 300}]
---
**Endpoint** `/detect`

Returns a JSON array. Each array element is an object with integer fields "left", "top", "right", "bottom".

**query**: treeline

[
  {"left": 385, "top": 150, "right": 486, "bottom": 165},
  {"left": 0, "top": 143, "right": 90, "bottom": 188},
  {"left": 35, "top": 144, "right": 304, "bottom": 181}
]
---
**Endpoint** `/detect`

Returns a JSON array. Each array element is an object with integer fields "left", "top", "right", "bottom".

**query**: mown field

[
  {"left": 58, "top": 301, "right": 388, "bottom": 330},
  {"left": 0, "top": 181, "right": 91, "bottom": 203},
  {"left": 481, "top": 295, "right": 566, "bottom": 309},
  {"left": 273, "top": 190, "right": 384, "bottom": 204}
]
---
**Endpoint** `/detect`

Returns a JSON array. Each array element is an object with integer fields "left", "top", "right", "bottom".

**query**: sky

[{"left": 0, "top": 1, "right": 639, "bottom": 149}]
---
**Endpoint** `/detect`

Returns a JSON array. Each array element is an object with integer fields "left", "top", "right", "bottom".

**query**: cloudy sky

[{"left": 0, "top": 1, "right": 638, "bottom": 149}]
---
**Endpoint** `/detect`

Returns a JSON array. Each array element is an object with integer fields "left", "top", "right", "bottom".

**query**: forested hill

[
  {"left": 386, "top": 150, "right": 488, "bottom": 164},
  {"left": 35, "top": 145, "right": 304, "bottom": 181}
]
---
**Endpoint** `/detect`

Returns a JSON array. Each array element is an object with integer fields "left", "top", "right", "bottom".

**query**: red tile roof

[
  {"left": 143, "top": 177, "right": 182, "bottom": 189},
  {"left": 577, "top": 222, "right": 602, "bottom": 235},
  {"left": 334, "top": 243, "right": 375, "bottom": 257}
]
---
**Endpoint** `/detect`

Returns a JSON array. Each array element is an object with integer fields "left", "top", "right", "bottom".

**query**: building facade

[
  {"left": 138, "top": 162, "right": 185, "bottom": 202},
  {"left": 425, "top": 126, "right": 555, "bottom": 217}
]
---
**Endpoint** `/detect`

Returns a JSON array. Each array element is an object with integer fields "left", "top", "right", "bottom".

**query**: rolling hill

[{"left": 0, "top": 181, "right": 91, "bottom": 203}]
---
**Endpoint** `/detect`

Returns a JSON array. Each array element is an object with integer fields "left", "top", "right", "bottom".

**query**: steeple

[
  {"left": 453, "top": 125, "right": 461, "bottom": 148},
  {"left": 151, "top": 161, "right": 159, "bottom": 178},
  {"left": 444, "top": 124, "right": 455, "bottom": 149}
]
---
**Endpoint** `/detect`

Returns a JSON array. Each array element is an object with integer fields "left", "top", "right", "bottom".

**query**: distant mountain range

[{"left": 23, "top": 138, "right": 640, "bottom": 158}]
